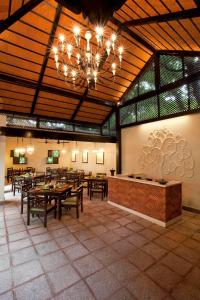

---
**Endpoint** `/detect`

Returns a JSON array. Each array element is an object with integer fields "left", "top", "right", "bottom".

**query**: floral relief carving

[{"left": 139, "top": 128, "right": 194, "bottom": 178}]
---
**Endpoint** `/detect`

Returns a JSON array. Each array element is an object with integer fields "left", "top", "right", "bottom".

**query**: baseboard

[
  {"left": 108, "top": 200, "right": 181, "bottom": 227},
  {"left": 183, "top": 206, "right": 200, "bottom": 214}
]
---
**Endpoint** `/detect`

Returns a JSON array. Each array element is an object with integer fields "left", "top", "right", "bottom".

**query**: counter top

[{"left": 108, "top": 175, "right": 181, "bottom": 187}]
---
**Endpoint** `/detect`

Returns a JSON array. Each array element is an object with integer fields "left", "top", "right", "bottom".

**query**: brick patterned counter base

[{"left": 108, "top": 177, "right": 182, "bottom": 227}]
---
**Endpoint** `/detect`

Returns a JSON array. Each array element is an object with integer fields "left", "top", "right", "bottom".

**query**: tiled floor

[{"left": 0, "top": 190, "right": 200, "bottom": 300}]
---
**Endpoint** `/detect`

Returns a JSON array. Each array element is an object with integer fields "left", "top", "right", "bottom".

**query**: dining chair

[
  {"left": 27, "top": 194, "right": 57, "bottom": 227},
  {"left": 60, "top": 185, "right": 83, "bottom": 219},
  {"left": 13, "top": 176, "right": 25, "bottom": 196},
  {"left": 20, "top": 182, "right": 32, "bottom": 214},
  {"left": 89, "top": 180, "right": 105, "bottom": 201}
]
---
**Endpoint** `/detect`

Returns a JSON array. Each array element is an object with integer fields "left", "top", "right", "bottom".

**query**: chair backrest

[
  {"left": 28, "top": 194, "right": 46, "bottom": 211},
  {"left": 21, "top": 182, "right": 32, "bottom": 196}
]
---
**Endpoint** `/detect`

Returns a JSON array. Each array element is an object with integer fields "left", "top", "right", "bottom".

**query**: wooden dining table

[{"left": 28, "top": 184, "right": 72, "bottom": 219}]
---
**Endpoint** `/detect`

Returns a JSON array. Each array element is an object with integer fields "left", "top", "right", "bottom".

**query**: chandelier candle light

[{"left": 52, "top": 25, "right": 124, "bottom": 89}]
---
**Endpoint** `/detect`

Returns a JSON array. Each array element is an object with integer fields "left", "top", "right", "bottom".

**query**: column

[
  {"left": 116, "top": 107, "right": 122, "bottom": 174},
  {"left": 0, "top": 115, "right": 6, "bottom": 202}
]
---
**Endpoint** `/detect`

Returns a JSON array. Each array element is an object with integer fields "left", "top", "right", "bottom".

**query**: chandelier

[{"left": 52, "top": 25, "right": 124, "bottom": 89}]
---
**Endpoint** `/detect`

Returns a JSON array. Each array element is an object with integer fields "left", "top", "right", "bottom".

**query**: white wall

[
  {"left": 122, "top": 113, "right": 200, "bottom": 210},
  {"left": 5, "top": 138, "right": 116, "bottom": 176}
]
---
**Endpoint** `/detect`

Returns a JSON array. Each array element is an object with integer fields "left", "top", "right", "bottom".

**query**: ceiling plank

[
  {"left": 123, "top": 8, "right": 200, "bottom": 27},
  {"left": 111, "top": 16, "right": 155, "bottom": 53},
  {"left": 30, "top": 4, "right": 62, "bottom": 114},
  {"left": 0, "top": 73, "right": 115, "bottom": 107},
  {"left": 0, "top": 0, "right": 43, "bottom": 34}
]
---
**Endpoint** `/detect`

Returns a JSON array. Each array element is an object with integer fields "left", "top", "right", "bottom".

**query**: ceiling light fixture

[{"left": 52, "top": 26, "right": 124, "bottom": 89}]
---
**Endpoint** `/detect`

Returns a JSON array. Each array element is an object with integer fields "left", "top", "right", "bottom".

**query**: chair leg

[
  {"left": 101, "top": 191, "right": 103, "bottom": 201},
  {"left": 44, "top": 213, "right": 47, "bottom": 227},
  {"left": 27, "top": 208, "right": 30, "bottom": 225},
  {"left": 81, "top": 200, "right": 83, "bottom": 212},
  {"left": 76, "top": 206, "right": 79, "bottom": 218},
  {"left": 54, "top": 202, "right": 57, "bottom": 219},
  {"left": 21, "top": 199, "right": 23, "bottom": 214}
]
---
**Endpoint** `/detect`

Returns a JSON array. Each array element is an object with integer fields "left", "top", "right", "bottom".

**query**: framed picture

[
  {"left": 96, "top": 151, "right": 104, "bottom": 164},
  {"left": 82, "top": 151, "right": 88, "bottom": 163},
  {"left": 71, "top": 152, "right": 76, "bottom": 162}
]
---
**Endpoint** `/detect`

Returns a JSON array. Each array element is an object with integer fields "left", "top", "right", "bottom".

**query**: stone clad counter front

[{"left": 108, "top": 176, "right": 182, "bottom": 227}]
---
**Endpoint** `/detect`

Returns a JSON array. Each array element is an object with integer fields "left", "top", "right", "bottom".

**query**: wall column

[
  {"left": 0, "top": 115, "right": 6, "bottom": 202},
  {"left": 116, "top": 107, "right": 122, "bottom": 174}
]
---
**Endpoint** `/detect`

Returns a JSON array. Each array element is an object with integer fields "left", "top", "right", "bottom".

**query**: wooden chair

[
  {"left": 13, "top": 176, "right": 25, "bottom": 196},
  {"left": 89, "top": 180, "right": 105, "bottom": 201},
  {"left": 60, "top": 185, "right": 83, "bottom": 219},
  {"left": 20, "top": 182, "right": 32, "bottom": 214},
  {"left": 27, "top": 194, "right": 57, "bottom": 227},
  {"left": 7, "top": 168, "right": 13, "bottom": 183}
]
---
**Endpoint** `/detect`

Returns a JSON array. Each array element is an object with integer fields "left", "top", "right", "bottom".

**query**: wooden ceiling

[{"left": 0, "top": 0, "right": 200, "bottom": 125}]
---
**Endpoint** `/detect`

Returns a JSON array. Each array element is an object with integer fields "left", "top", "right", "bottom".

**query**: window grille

[
  {"left": 159, "top": 85, "right": 188, "bottom": 117},
  {"left": 120, "top": 103, "right": 136, "bottom": 125},
  {"left": 137, "top": 96, "right": 158, "bottom": 122},
  {"left": 160, "top": 55, "right": 183, "bottom": 86}
]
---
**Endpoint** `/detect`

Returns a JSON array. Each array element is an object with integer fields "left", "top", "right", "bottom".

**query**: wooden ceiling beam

[
  {"left": 0, "top": 0, "right": 43, "bottom": 34},
  {"left": 30, "top": 4, "right": 62, "bottom": 115},
  {"left": 193, "top": 0, "right": 200, "bottom": 9},
  {"left": 0, "top": 73, "right": 115, "bottom": 107},
  {"left": 70, "top": 87, "right": 88, "bottom": 121},
  {"left": 122, "top": 8, "right": 200, "bottom": 27},
  {"left": 111, "top": 17, "right": 155, "bottom": 53}
]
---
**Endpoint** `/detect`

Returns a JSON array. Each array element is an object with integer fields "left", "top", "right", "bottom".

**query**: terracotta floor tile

[
  {"left": 146, "top": 263, "right": 182, "bottom": 292},
  {"left": 108, "top": 258, "right": 139, "bottom": 283},
  {"left": 55, "top": 234, "right": 77, "bottom": 249},
  {"left": 31, "top": 233, "right": 52, "bottom": 245},
  {"left": 143, "top": 242, "right": 167, "bottom": 260},
  {"left": 112, "top": 239, "right": 136, "bottom": 256},
  {"left": 141, "top": 228, "right": 160, "bottom": 241},
  {"left": 160, "top": 252, "right": 192, "bottom": 275},
  {"left": 54, "top": 280, "right": 95, "bottom": 300},
  {"left": 173, "top": 245, "right": 200, "bottom": 264},
  {"left": 128, "top": 248, "right": 155, "bottom": 270},
  {"left": 11, "top": 246, "right": 37, "bottom": 266},
  {"left": 7, "top": 224, "right": 26, "bottom": 235},
  {"left": 63, "top": 243, "right": 89, "bottom": 261},
  {"left": 40, "top": 250, "right": 69, "bottom": 272},
  {"left": 126, "top": 222, "right": 144, "bottom": 232},
  {"left": 93, "top": 246, "right": 120, "bottom": 266},
  {"left": 172, "top": 280, "right": 200, "bottom": 300},
  {"left": 113, "top": 226, "right": 132, "bottom": 238},
  {"left": 47, "top": 264, "right": 80, "bottom": 294},
  {"left": 109, "top": 287, "right": 137, "bottom": 300},
  {"left": 0, "top": 291, "right": 14, "bottom": 300},
  {"left": 74, "top": 229, "right": 95, "bottom": 242},
  {"left": 0, "top": 269, "right": 12, "bottom": 294},
  {"left": 116, "top": 217, "right": 132, "bottom": 226},
  {"left": 154, "top": 236, "right": 179, "bottom": 251},
  {"left": 99, "top": 230, "right": 121, "bottom": 245},
  {"left": 35, "top": 240, "right": 59, "bottom": 256},
  {"left": 127, "top": 273, "right": 166, "bottom": 300},
  {"left": 82, "top": 237, "right": 106, "bottom": 252},
  {"left": 164, "top": 230, "right": 187, "bottom": 243},
  {"left": 182, "top": 238, "right": 200, "bottom": 251},
  {"left": 0, "top": 236, "right": 7, "bottom": 245},
  {"left": 104, "top": 221, "right": 120, "bottom": 230},
  {"left": 14, "top": 275, "right": 52, "bottom": 300},
  {"left": 50, "top": 228, "right": 70, "bottom": 238},
  {"left": 73, "top": 254, "right": 103, "bottom": 277},
  {"left": 185, "top": 267, "right": 200, "bottom": 287},
  {"left": 127, "top": 232, "right": 149, "bottom": 247},
  {"left": 13, "top": 260, "right": 43, "bottom": 287},
  {"left": 8, "top": 231, "right": 29, "bottom": 242},
  {"left": 0, "top": 254, "right": 10, "bottom": 272},
  {"left": 90, "top": 225, "right": 108, "bottom": 235},
  {"left": 9, "top": 238, "right": 32, "bottom": 253},
  {"left": 86, "top": 269, "right": 120, "bottom": 300}
]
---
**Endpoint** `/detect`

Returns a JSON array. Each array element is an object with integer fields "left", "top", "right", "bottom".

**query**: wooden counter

[{"left": 108, "top": 176, "right": 182, "bottom": 227}]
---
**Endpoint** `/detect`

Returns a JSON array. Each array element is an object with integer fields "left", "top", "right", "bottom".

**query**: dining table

[{"left": 28, "top": 183, "right": 72, "bottom": 219}]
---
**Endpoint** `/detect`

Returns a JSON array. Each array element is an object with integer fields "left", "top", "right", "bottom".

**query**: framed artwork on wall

[
  {"left": 71, "top": 152, "right": 76, "bottom": 162},
  {"left": 96, "top": 151, "right": 104, "bottom": 165},
  {"left": 82, "top": 151, "right": 88, "bottom": 163}
]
